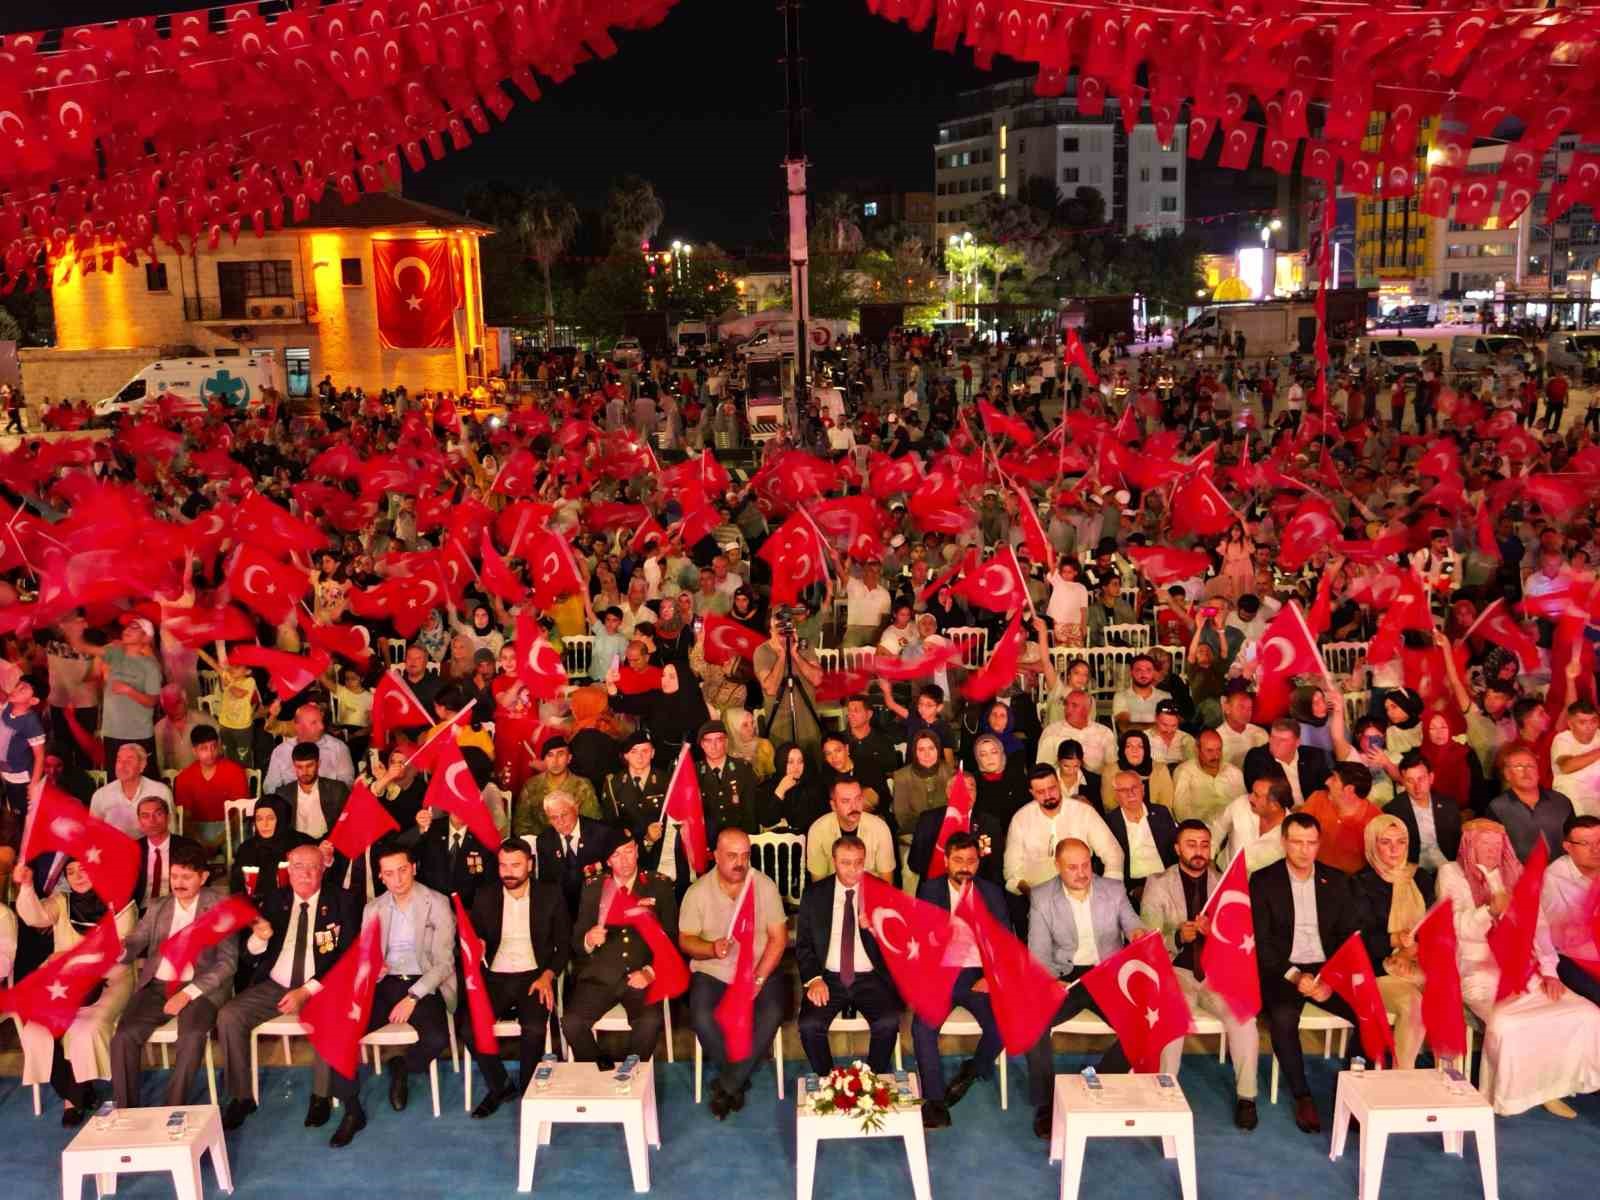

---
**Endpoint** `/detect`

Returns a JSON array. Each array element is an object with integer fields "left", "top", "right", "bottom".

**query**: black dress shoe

[
  {"left": 1293, "top": 1095, "right": 1322, "bottom": 1134},
  {"left": 61, "top": 1104, "right": 87, "bottom": 1129},
  {"left": 471, "top": 1081, "right": 519, "bottom": 1120},
  {"left": 305, "top": 1096, "right": 332, "bottom": 1128},
  {"left": 708, "top": 1089, "right": 732, "bottom": 1120},
  {"left": 921, "top": 1100, "right": 952, "bottom": 1130},
  {"left": 1033, "top": 1105, "right": 1052, "bottom": 1140},
  {"left": 329, "top": 1102, "right": 367, "bottom": 1149},
  {"left": 388, "top": 1063, "right": 409, "bottom": 1112},
  {"left": 1234, "top": 1098, "right": 1258, "bottom": 1131},
  {"left": 222, "top": 1099, "right": 257, "bottom": 1131},
  {"left": 944, "top": 1059, "right": 981, "bottom": 1108}
]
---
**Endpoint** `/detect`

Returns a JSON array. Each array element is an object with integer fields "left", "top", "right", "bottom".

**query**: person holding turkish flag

[
  {"left": 23, "top": 783, "right": 140, "bottom": 908},
  {"left": 370, "top": 671, "right": 434, "bottom": 753},
  {"left": 373, "top": 237, "right": 456, "bottom": 349},
  {"left": 1079, "top": 931, "right": 1194, "bottom": 1073},
  {"left": 678, "top": 828, "right": 787, "bottom": 1121}
]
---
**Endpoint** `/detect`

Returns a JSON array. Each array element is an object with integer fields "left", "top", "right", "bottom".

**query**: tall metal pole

[{"left": 781, "top": 0, "right": 810, "bottom": 430}]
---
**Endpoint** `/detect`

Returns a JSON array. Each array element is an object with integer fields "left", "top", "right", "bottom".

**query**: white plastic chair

[
  {"left": 945, "top": 627, "right": 989, "bottom": 668},
  {"left": 223, "top": 798, "right": 257, "bottom": 867},
  {"left": 245, "top": 769, "right": 263, "bottom": 799},
  {"left": 749, "top": 831, "right": 807, "bottom": 913},
  {"left": 148, "top": 1019, "right": 218, "bottom": 1105},
  {"left": 940, "top": 1006, "right": 1007, "bottom": 1110},
  {"left": 769, "top": 1014, "right": 903, "bottom": 1101},
  {"left": 361, "top": 1023, "right": 442, "bottom": 1118},
  {"left": 248, "top": 1015, "right": 314, "bottom": 1104},
  {"left": 1266, "top": 1004, "right": 1398, "bottom": 1103},
  {"left": 560, "top": 635, "right": 596, "bottom": 680},
  {"left": 3, "top": 975, "right": 40, "bottom": 1116}
]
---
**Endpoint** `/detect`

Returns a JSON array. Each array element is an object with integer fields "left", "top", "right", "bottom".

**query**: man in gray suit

[
  {"left": 110, "top": 841, "right": 237, "bottom": 1108},
  {"left": 1024, "top": 836, "right": 1145, "bottom": 1138},
  {"left": 325, "top": 842, "right": 457, "bottom": 1148},
  {"left": 1140, "top": 819, "right": 1260, "bottom": 1131}
]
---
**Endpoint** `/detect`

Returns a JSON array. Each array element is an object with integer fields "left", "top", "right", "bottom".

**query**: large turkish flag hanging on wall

[{"left": 373, "top": 238, "right": 456, "bottom": 349}]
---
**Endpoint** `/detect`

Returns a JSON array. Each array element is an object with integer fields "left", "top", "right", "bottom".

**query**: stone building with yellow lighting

[{"left": 22, "top": 193, "right": 493, "bottom": 406}]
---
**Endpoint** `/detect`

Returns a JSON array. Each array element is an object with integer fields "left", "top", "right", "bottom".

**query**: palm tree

[
  {"left": 515, "top": 189, "right": 580, "bottom": 346},
  {"left": 811, "top": 192, "right": 864, "bottom": 255},
  {"left": 604, "top": 175, "right": 665, "bottom": 251}
]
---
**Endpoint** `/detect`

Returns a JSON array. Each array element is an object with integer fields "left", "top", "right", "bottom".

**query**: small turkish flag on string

[
  {"left": 957, "top": 883, "right": 1064, "bottom": 1054},
  {"left": 514, "top": 612, "right": 568, "bottom": 701},
  {"left": 701, "top": 613, "right": 766, "bottom": 666},
  {"left": 226, "top": 545, "right": 309, "bottom": 627},
  {"left": 961, "top": 611, "right": 1025, "bottom": 702},
  {"left": 228, "top": 644, "right": 331, "bottom": 700},
  {"left": 713, "top": 873, "right": 759, "bottom": 1061},
  {"left": 1414, "top": 899, "right": 1468, "bottom": 1059},
  {"left": 926, "top": 771, "right": 976, "bottom": 881},
  {"left": 327, "top": 780, "right": 402, "bottom": 862},
  {"left": 451, "top": 893, "right": 499, "bottom": 1055},
  {"left": 660, "top": 745, "right": 708, "bottom": 876},
  {"left": 370, "top": 671, "right": 433, "bottom": 752},
  {"left": 301, "top": 918, "right": 383, "bottom": 1079},
  {"left": 1488, "top": 837, "right": 1549, "bottom": 1001},
  {"left": 0, "top": 913, "right": 123, "bottom": 1036},
  {"left": 1080, "top": 932, "right": 1194, "bottom": 1072},
  {"left": 157, "top": 894, "right": 258, "bottom": 995},
  {"left": 603, "top": 880, "right": 690, "bottom": 1002},
  {"left": 301, "top": 620, "right": 374, "bottom": 671},
  {"left": 1198, "top": 852, "right": 1261, "bottom": 1021},
  {"left": 22, "top": 784, "right": 139, "bottom": 908},
  {"left": 423, "top": 738, "right": 503, "bottom": 851},
  {"left": 1316, "top": 932, "right": 1396, "bottom": 1067},
  {"left": 859, "top": 874, "right": 968, "bottom": 1026}
]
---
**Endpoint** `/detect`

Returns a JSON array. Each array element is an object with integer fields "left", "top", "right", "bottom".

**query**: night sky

[{"left": 4, "top": 2, "right": 1000, "bottom": 250}]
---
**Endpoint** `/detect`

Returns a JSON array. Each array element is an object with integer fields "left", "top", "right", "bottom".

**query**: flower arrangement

[{"left": 805, "top": 1061, "right": 915, "bottom": 1132}]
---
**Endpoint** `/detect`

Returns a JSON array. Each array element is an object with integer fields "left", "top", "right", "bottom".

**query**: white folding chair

[
  {"left": 362, "top": 1024, "right": 442, "bottom": 1118},
  {"left": 86, "top": 769, "right": 107, "bottom": 790},
  {"left": 3, "top": 980, "right": 41, "bottom": 1116},
  {"left": 223, "top": 798, "right": 257, "bottom": 867},
  {"left": 560, "top": 635, "right": 596, "bottom": 680},
  {"left": 1342, "top": 690, "right": 1371, "bottom": 727},
  {"left": 770, "top": 1014, "right": 903, "bottom": 1101},
  {"left": 940, "top": 1007, "right": 1006, "bottom": 1110},
  {"left": 245, "top": 769, "right": 263, "bottom": 799},
  {"left": 748, "top": 831, "right": 807, "bottom": 913},
  {"left": 249, "top": 1015, "right": 314, "bottom": 1105},
  {"left": 148, "top": 1019, "right": 218, "bottom": 1105},
  {"left": 1266, "top": 1004, "right": 1397, "bottom": 1103}
]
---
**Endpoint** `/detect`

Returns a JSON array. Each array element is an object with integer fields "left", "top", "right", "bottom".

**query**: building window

[
  {"left": 1062, "top": 167, "right": 1080, "bottom": 183},
  {"left": 285, "top": 347, "right": 312, "bottom": 399},
  {"left": 145, "top": 263, "right": 168, "bottom": 292},
  {"left": 1160, "top": 196, "right": 1179, "bottom": 213},
  {"left": 340, "top": 257, "right": 363, "bottom": 286},
  {"left": 1161, "top": 166, "right": 1179, "bottom": 182},
  {"left": 1089, "top": 133, "right": 1105, "bottom": 153},
  {"left": 862, "top": 201, "right": 878, "bottom": 218},
  {"left": 1062, "top": 136, "right": 1079, "bottom": 152},
  {"left": 1138, "top": 167, "right": 1150, "bottom": 183},
  {"left": 216, "top": 260, "right": 293, "bottom": 319}
]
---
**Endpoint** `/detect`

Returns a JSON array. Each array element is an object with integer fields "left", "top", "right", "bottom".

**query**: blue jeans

[
  {"left": 688, "top": 972, "right": 787, "bottom": 1096},
  {"left": 910, "top": 967, "right": 1003, "bottom": 1103}
]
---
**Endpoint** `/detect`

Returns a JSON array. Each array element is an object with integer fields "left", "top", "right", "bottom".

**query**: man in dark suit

[
  {"left": 110, "top": 841, "right": 238, "bottom": 1109},
  {"left": 217, "top": 842, "right": 363, "bottom": 1130},
  {"left": 563, "top": 831, "right": 678, "bottom": 1065},
  {"left": 911, "top": 830, "right": 1008, "bottom": 1131},
  {"left": 463, "top": 838, "right": 570, "bottom": 1118},
  {"left": 273, "top": 740, "right": 351, "bottom": 842},
  {"left": 906, "top": 806, "right": 1006, "bottom": 889},
  {"left": 1243, "top": 721, "right": 1332, "bottom": 807},
  {"left": 130, "top": 793, "right": 203, "bottom": 908},
  {"left": 1385, "top": 751, "right": 1463, "bottom": 867},
  {"left": 795, "top": 833, "right": 904, "bottom": 1075},
  {"left": 403, "top": 808, "right": 496, "bottom": 910},
  {"left": 534, "top": 790, "right": 622, "bottom": 919},
  {"left": 1103, "top": 770, "right": 1179, "bottom": 907},
  {"left": 1249, "top": 811, "right": 1365, "bottom": 1134}
]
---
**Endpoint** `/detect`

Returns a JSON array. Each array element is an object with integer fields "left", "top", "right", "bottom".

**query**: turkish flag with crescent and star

[
  {"left": 1197, "top": 852, "right": 1261, "bottom": 1021},
  {"left": 701, "top": 613, "right": 766, "bottom": 666},
  {"left": 22, "top": 783, "right": 139, "bottom": 907},
  {"left": 859, "top": 874, "right": 969, "bottom": 1026},
  {"left": 1079, "top": 931, "right": 1194, "bottom": 1072},
  {"left": 370, "top": 671, "right": 433, "bottom": 752},
  {"left": 373, "top": 237, "right": 456, "bottom": 349},
  {"left": 956, "top": 882, "right": 1064, "bottom": 1054},
  {"left": 660, "top": 744, "right": 709, "bottom": 876},
  {"left": 327, "top": 779, "right": 401, "bottom": 862},
  {"left": 0, "top": 913, "right": 123, "bottom": 1036},
  {"left": 1316, "top": 932, "right": 1396, "bottom": 1067},
  {"left": 1254, "top": 601, "right": 1326, "bottom": 723},
  {"left": 451, "top": 893, "right": 499, "bottom": 1055},
  {"left": 423, "top": 738, "right": 503, "bottom": 850},
  {"left": 157, "top": 894, "right": 258, "bottom": 995},
  {"left": 301, "top": 917, "right": 384, "bottom": 1079}
]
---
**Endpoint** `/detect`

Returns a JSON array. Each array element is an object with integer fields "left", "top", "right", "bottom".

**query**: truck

[
  {"left": 673, "top": 320, "right": 711, "bottom": 362},
  {"left": 728, "top": 317, "right": 854, "bottom": 362},
  {"left": 94, "top": 354, "right": 278, "bottom": 419},
  {"left": 1180, "top": 290, "right": 1370, "bottom": 356}
]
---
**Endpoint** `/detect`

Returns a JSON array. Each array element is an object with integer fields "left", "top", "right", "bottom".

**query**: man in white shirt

[
  {"left": 807, "top": 779, "right": 895, "bottom": 882},
  {"left": 1038, "top": 689, "right": 1117, "bottom": 776},
  {"left": 1172, "top": 730, "right": 1245, "bottom": 826},
  {"left": 843, "top": 561, "right": 893, "bottom": 648},
  {"left": 1147, "top": 700, "right": 1196, "bottom": 767},
  {"left": 218, "top": 843, "right": 363, "bottom": 1130},
  {"left": 1544, "top": 815, "right": 1600, "bottom": 1008},
  {"left": 1215, "top": 683, "right": 1269, "bottom": 768},
  {"left": 1112, "top": 655, "right": 1171, "bottom": 733},
  {"left": 1210, "top": 773, "right": 1291, "bottom": 873},
  {"left": 1006, "top": 764, "right": 1125, "bottom": 893},
  {"left": 262, "top": 701, "right": 356, "bottom": 793},
  {"left": 110, "top": 842, "right": 237, "bottom": 1109},
  {"left": 89, "top": 742, "right": 173, "bottom": 837},
  {"left": 1551, "top": 700, "right": 1600, "bottom": 817}
]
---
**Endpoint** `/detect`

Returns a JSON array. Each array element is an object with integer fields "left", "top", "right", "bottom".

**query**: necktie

[
  {"left": 289, "top": 901, "right": 309, "bottom": 990},
  {"left": 151, "top": 846, "right": 164, "bottom": 899},
  {"left": 563, "top": 834, "right": 574, "bottom": 858},
  {"left": 450, "top": 833, "right": 463, "bottom": 870},
  {"left": 839, "top": 888, "right": 857, "bottom": 989}
]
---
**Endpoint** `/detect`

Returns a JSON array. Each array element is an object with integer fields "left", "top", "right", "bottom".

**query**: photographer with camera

[{"left": 755, "top": 608, "right": 824, "bottom": 760}]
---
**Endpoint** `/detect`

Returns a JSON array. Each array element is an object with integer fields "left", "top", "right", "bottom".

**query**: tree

[
  {"left": 604, "top": 175, "right": 664, "bottom": 251},
  {"left": 857, "top": 235, "right": 945, "bottom": 324},
  {"left": 463, "top": 181, "right": 542, "bottom": 327},
  {"left": 659, "top": 244, "right": 742, "bottom": 321},
  {"left": 516, "top": 188, "right": 580, "bottom": 345},
  {"left": 810, "top": 193, "right": 864, "bottom": 256},
  {"left": 571, "top": 253, "right": 651, "bottom": 341},
  {"left": 1057, "top": 186, "right": 1106, "bottom": 229}
]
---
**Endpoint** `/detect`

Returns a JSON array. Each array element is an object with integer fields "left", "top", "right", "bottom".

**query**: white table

[
  {"left": 517, "top": 1061, "right": 660, "bottom": 1193},
  {"left": 1048, "top": 1074, "right": 1196, "bottom": 1200},
  {"left": 1329, "top": 1069, "right": 1497, "bottom": 1200},
  {"left": 61, "top": 1104, "right": 232, "bottom": 1200},
  {"left": 795, "top": 1074, "right": 930, "bottom": 1200}
]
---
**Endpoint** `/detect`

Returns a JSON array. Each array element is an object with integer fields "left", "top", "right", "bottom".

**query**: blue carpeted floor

[{"left": 15, "top": 1053, "right": 1594, "bottom": 1199}]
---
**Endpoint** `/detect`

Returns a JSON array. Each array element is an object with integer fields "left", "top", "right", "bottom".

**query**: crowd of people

[{"left": 0, "top": 325, "right": 1598, "bottom": 1168}]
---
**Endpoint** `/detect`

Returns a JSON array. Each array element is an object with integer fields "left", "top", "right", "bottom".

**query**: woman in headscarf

[
  {"left": 228, "top": 793, "right": 315, "bottom": 899},
  {"left": 982, "top": 700, "right": 1027, "bottom": 757},
  {"left": 1101, "top": 729, "right": 1174, "bottom": 813},
  {"left": 567, "top": 685, "right": 624, "bottom": 792},
  {"left": 441, "top": 632, "right": 478, "bottom": 684},
  {"left": 11, "top": 857, "right": 138, "bottom": 1125},
  {"left": 1290, "top": 684, "right": 1334, "bottom": 754},
  {"left": 972, "top": 732, "right": 1028, "bottom": 824},
  {"left": 1436, "top": 819, "right": 1600, "bottom": 1116},
  {"left": 759, "top": 742, "right": 826, "bottom": 832},
  {"left": 1383, "top": 687, "right": 1425, "bottom": 758},
  {"left": 416, "top": 609, "right": 450, "bottom": 663},
  {"left": 1351, "top": 815, "right": 1434, "bottom": 1069},
  {"left": 1419, "top": 709, "right": 1486, "bottom": 813},
  {"left": 723, "top": 706, "right": 775, "bottom": 780},
  {"left": 450, "top": 600, "right": 506, "bottom": 657},
  {"left": 892, "top": 730, "right": 955, "bottom": 837}
]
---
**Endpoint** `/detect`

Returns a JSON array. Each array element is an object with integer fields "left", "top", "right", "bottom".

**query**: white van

[
  {"left": 1361, "top": 336, "right": 1426, "bottom": 377},
  {"left": 95, "top": 354, "right": 277, "bottom": 418},
  {"left": 1449, "top": 334, "right": 1529, "bottom": 374}
]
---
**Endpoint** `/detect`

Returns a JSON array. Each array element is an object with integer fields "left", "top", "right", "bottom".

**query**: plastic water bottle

[{"left": 1351, "top": 1056, "right": 1367, "bottom": 1075}]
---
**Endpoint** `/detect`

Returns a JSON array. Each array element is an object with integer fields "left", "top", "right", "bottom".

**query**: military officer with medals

[
  {"left": 604, "top": 731, "right": 669, "bottom": 861},
  {"left": 696, "top": 720, "right": 772, "bottom": 842},
  {"left": 562, "top": 831, "right": 679, "bottom": 1063}
]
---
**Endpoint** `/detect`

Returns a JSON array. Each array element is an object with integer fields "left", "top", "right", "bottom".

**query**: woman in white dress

[
  {"left": 1437, "top": 819, "right": 1600, "bottom": 1116},
  {"left": 12, "top": 859, "right": 138, "bottom": 1124}
]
